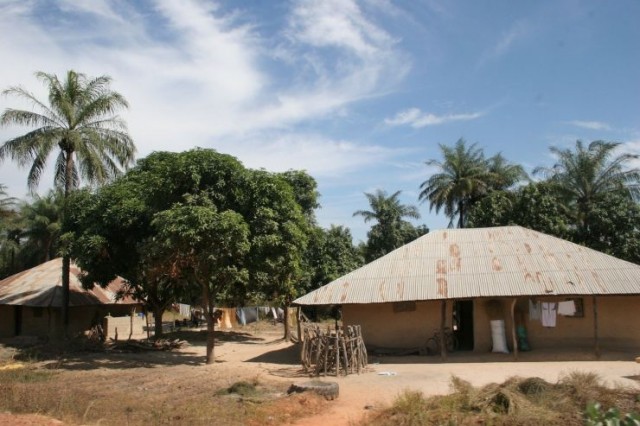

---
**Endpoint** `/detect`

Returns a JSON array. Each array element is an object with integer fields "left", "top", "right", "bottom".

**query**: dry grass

[
  {"left": 0, "top": 362, "right": 326, "bottom": 425},
  {"left": 361, "top": 372, "right": 640, "bottom": 426}
]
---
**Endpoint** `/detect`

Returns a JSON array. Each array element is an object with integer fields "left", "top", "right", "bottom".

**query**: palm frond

[{"left": 2, "top": 69, "right": 136, "bottom": 194}]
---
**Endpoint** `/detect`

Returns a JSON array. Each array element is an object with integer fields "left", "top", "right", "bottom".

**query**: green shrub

[{"left": 584, "top": 402, "right": 640, "bottom": 426}]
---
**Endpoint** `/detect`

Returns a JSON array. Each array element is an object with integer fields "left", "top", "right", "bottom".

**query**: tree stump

[{"left": 288, "top": 380, "right": 339, "bottom": 400}]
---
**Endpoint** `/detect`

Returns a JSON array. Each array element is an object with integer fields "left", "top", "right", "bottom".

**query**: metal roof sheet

[
  {"left": 0, "top": 258, "right": 139, "bottom": 307},
  {"left": 294, "top": 226, "right": 640, "bottom": 305}
]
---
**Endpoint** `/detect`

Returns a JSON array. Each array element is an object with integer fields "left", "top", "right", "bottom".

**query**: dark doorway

[
  {"left": 14, "top": 306, "right": 22, "bottom": 336},
  {"left": 453, "top": 300, "right": 474, "bottom": 351}
]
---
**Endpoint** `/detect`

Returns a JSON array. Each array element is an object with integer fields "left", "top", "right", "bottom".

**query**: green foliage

[
  {"left": 354, "top": 189, "right": 426, "bottom": 262},
  {"left": 302, "top": 225, "right": 363, "bottom": 292},
  {"left": 533, "top": 140, "right": 640, "bottom": 235},
  {"left": 467, "top": 182, "right": 570, "bottom": 238},
  {"left": 0, "top": 189, "right": 66, "bottom": 278},
  {"left": 70, "top": 149, "right": 314, "bottom": 343},
  {"left": 0, "top": 70, "right": 135, "bottom": 195},
  {"left": 420, "top": 138, "right": 527, "bottom": 228},
  {"left": 151, "top": 197, "right": 250, "bottom": 306},
  {"left": 0, "top": 185, "right": 22, "bottom": 278},
  {"left": 574, "top": 191, "right": 640, "bottom": 263},
  {"left": 585, "top": 402, "right": 640, "bottom": 426},
  {"left": 279, "top": 170, "right": 320, "bottom": 220},
  {"left": 18, "top": 191, "right": 63, "bottom": 264}
]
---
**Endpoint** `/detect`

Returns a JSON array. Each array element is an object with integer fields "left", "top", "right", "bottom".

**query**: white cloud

[
  {"left": 478, "top": 20, "right": 530, "bottom": 66},
  {"left": 567, "top": 120, "right": 612, "bottom": 131},
  {"left": 493, "top": 21, "right": 529, "bottom": 56},
  {"left": 622, "top": 139, "right": 640, "bottom": 170},
  {"left": 216, "top": 133, "right": 399, "bottom": 178},
  {"left": 0, "top": 0, "right": 410, "bottom": 191},
  {"left": 286, "top": 0, "right": 393, "bottom": 57},
  {"left": 384, "top": 108, "right": 484, "bottom": 128},
  {"left": 57, "top": 0, "right": 127, "bottom": 24}
]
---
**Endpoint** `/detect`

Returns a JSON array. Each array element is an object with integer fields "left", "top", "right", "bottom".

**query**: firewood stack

[{"left": 300, "top": 324, "right": 368, "bottom": 376}]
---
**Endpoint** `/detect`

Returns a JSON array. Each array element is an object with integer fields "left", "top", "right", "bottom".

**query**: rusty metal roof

[
  {"left": 294, "top": 226, "right": 640, "bottom": 305},
  {"left": 0, "top": 258, "right": 139, "bottom": 307}
]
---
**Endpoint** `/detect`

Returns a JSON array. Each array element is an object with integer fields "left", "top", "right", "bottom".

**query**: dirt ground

[{"left": 2, "top": 323, "right": 640, "bottom": 425}]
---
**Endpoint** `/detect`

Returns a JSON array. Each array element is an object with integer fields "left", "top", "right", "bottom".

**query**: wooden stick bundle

[{"left": 300, "top": 324, "right": 367, "bottom": 376}]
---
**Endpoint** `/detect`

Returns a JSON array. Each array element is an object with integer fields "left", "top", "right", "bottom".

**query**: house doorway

[
  {"left": 14, "top": 306, "right": 22, "bottom": 336},
  {"left": 453, "top": 300, "right": 474, "bottom": 351}
]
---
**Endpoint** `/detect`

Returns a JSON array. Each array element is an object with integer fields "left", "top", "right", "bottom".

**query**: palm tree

[
  {"left": 419, "top": 139, "right": 491, "bottom": 228},
  {"left": 487, "top": 153, "right": 528, "bottom": 191},
  {"left": 0, "top": 184, "right": 20, "bottom": 278},
  {"left": 0, "top": 184, "right": 18, "bottom": 218},
  {"left": 533, "top": 140, "right": 640, "bottom": 233},
  {"left": 19, "top": 191, "right": 63, "bottom": 264},
  {"left": 354, "top": 189, "right": 421, "bottom": 261},
  {"left": 0, "top": 70, "right": 136, "bottom": 333}
]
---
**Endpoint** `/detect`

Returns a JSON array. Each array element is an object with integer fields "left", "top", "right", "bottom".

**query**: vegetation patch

[
  {"left": 217, "top": 380, "right": 261, "bottom": 397},
  {"left": 362, "top": 372, "right": 640, "bottom": 426}
]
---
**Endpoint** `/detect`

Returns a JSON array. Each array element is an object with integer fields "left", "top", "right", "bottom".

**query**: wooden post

[
  {"left": 440, "top": 300, "right": 447, "bottom": 361},
  {"left": 510, "top": 298, "right": 518, "bottom": 360},
  {"left": 145, "top": 308, "right": 150, "bottom": 340},
  {"left": 128, "top": 307, "right": 135, "bottom": 341},
  {"left": 335, "top": 329, "right": 340, "bottom": 376},
  {"left": 593, "top": 296, "right": 600, "bottom": 359},
  {"left": 296, "top": 307, "right": 303, "bottom": 343}
]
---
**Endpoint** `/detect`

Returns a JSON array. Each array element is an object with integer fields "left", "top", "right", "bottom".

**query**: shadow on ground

[
  {"left": 0, "top": 329, "right": 265, "bottom": 370},
  {"left": 165, "top": 329, "right": 265, "bottom": 346},
  {"left": 245, "top": 344, "right": 309, "bottom": 378},
  {"left": 246, "top": 343, "right": 299, "bottom": 364}
]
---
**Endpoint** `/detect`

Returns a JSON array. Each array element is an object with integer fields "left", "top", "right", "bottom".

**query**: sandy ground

[
  {"left": 2, "top": 326, "right": 640, "bottom": 425},
  {"left": 209, "top": 329, "right": 640, "bottom": 425}
]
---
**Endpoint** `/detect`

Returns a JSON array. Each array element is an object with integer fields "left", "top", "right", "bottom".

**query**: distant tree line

[{"left": 1, "top": 69, "right": 639, "bottom": 356}]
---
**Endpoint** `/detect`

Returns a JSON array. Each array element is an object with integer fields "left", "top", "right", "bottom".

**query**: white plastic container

[{"left": 490, "top": 320, "right": 509, "bottom": 353}]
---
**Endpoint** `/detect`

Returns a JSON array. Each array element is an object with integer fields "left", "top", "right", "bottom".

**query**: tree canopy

[
  {"left": 533, "top": 140, "right": 640, "bottom": 234},
  {"left": 354, "top": 189, "right": 426, "bottom": 262},
  {"left": 69, "top": 149, "right": 313, "bottom": 362},
  {"left": 0, "top": 70, "right": 136, "bottom": 195},
  {"left": 419, "top": 139, "right": 527, "bottom": 228}
]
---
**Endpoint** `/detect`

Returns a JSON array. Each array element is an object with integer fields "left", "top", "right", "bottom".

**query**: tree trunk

[
  {"left": 205, "top": 310, "right": 216, "bottom": 364},
  {"left": 283, "top": 305, "right": 292, "bottom": 341},
  {"left": 202, "top": 283, "right": 216, "bottom": 364},
  {"left": 153, "top": 306, "right": 164, "bottom": 338},
  {"left": 61, "top": 148, "right": 74, "bottom": 337}
]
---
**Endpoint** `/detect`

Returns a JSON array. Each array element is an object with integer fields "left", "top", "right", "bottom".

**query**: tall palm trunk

[
  {"left": 458, "top": 201, "right": 465, "bottom": 229},
  {"left": 61, "top": 148, "right": 74, "bottom": 336}
]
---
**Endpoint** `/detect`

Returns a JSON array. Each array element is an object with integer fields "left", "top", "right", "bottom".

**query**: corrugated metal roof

[
  {"left": 294, "top": 226, "right": 640, "bottom": 305},
  {"left": 0, "top": 258, "right": 139, "bottom": 307}
]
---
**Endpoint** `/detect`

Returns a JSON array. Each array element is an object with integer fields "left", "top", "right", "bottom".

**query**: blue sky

[{"left": 0, "top": 0, "right": 638, "bottom": 242}]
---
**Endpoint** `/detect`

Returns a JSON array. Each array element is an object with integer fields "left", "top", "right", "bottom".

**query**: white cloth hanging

[
  {"left": 529, "top": 300, "right": 541, "bottom": 321},
  {"left": 558, "top": 300, "right": 576, "bottom": 316},
  {"left": 541, "top": 302, "right": 557, "bottom": 327}
]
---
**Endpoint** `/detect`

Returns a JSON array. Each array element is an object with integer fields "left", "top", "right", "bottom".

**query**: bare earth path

[
  {"left": 209, "top": 330, "right": 640, "bottom": 425},
  {"left": 2, "top": 326, "right": 639, "bottom": 425}
]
